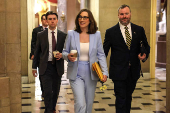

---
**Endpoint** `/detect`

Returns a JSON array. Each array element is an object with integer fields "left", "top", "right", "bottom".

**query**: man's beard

[{"left": 120, "top": 18, "right": 130, "bottom": 26}]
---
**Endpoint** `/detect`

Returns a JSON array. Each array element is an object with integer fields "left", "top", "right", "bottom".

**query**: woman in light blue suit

[{"left": 62, "top": 9, "right": 108, "bottom": 113}]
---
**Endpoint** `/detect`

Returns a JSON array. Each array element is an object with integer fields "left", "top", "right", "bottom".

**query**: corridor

[{"left": 22, "top": 69, "right": 166, "bottom": 113}]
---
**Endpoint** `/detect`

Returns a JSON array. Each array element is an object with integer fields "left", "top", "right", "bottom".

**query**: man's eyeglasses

[{"left": 78, "top": 16, "right": 89, "bottom": 20}]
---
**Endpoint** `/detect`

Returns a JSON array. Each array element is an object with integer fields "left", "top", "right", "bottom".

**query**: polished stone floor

[{"left": 22, "top": 68, "right": 166, "bottom": 113}]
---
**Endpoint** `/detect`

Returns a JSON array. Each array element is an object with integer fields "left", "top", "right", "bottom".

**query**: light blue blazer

[{"left": 62, "top": 30, "right": 108, "bottom": 80}]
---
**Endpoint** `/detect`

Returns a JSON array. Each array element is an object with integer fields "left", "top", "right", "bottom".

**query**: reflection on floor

[{"left": 22, "top": 68, "right": 166, "bottom": 113}]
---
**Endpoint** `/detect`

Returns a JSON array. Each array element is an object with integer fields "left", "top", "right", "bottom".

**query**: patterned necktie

[
  {"left": 124, "top": 26, "right": 131, "bottom": 50},
  {"left": 51, "top": 31, "right": 56, "bottom": 51}
]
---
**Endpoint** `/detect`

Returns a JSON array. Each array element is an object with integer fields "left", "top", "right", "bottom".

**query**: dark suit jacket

[
  {"left": 30, "top": 26, "right": 44, "bottom": 59},
  {"left": 103, "top": 23, "right": 150, "bottom": 80},
  {"left": 32, "top": 29, "right": 67, "bottom": 76}
]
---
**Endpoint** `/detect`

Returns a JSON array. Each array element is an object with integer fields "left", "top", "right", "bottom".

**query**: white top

[
  {"left": 48, "top": 27, "right": 57, "bottom": 61},
  {"left": 119, "top": 22, "right": 132, "bottom": 43},
  {"left": 79, "top": 42, "right": 89, "bottom": 61}
]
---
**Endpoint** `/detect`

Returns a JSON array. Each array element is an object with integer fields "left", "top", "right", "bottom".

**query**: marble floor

[{"left": 22, "top": 68, "right": 166, "bottom": 113}]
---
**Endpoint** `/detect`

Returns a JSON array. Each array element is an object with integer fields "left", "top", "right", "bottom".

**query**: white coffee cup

[
  {"left": 53, "top": 50, "right": 59, "bottom": 57},
  {"left": 70, "top": 50, "right": 77, "bottom": 61}
]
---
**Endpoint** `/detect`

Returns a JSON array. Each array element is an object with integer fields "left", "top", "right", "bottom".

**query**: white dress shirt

[
  {"left": 42, "top": 26, "right": 48, "bottom": 30},
  {"left": 119, "top": 22, "right": 132, "bottom": 43},
  {"left": 48, "top": 27, "right": 57, "bottom": 61}
]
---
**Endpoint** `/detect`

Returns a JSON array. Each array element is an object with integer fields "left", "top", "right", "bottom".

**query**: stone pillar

[
  {"left": 0, "top": 0, "right": 22, "bottom": 112},
  {"left": 58, "top": 0, "right": 67, "bottom": 33},
  {"left": 27, "top": 0, "right": 35, "bottom": 83},
  {"left": 80, "top": 0, "right": 85, "bottom": 9},
  {"left": 67, "top": 0, "right": 80, "bottom": 31},
  {"left": 90, "top": 0, "right": 99, "bottom": 29},
  {"left": 21, "top": 0, "right": 28, "bottom": 83},
  {"left": 0, "top": 77, "right": 10, "bottom": 113},
  {"left": 166, "top": 0, "right": 170, "bottom": 112}
]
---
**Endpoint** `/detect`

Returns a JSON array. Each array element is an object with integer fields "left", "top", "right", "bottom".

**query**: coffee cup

[
  {"left": 70, "top": 50, "right": 77, "bottom": 61},
  {"left": 53, "top": 50, "right": 59, "bottom": 57}
]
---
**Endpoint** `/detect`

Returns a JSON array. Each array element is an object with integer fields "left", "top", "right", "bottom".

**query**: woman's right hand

[
  {"left": 68, "top": 53, "right": 76, "bottom": 62},
  {"left": 103, "top": 75, "right": 107, "bottom": 82}
]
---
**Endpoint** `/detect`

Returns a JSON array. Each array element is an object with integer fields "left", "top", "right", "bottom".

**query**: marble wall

[
  {"left": 0, "top": 0, "right": 21, "bottom": 112},
  {"left": 99, "top": 0, "right": 151, "bottom": 72}
]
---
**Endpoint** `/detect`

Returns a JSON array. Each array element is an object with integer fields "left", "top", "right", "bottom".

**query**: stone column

[
  {"left": 0, "top": 77, "right": 10, "bottom": 113},
  {"left": 0, "top": 0, "right": 22, "bottom": 112},
  {"left": 166, "top": 0, "right": 170, "bottom": 112},
  {"left": 58, "top": 0, "right": 67, "bottom": 33},
  {"left": 27, "top": 0, "right": 35, "bottom": 83},
  {"left": 67, "top": 0, "right": 80, "bottom": 31},
  {"left": 80, "top": 0, "right": 85, "bottom": 9},
  {"left": 21, "top": 0, "right": 28, "bottom": 83},
  {"left": 90, "top": 0, "right": 99, "bottom": 29}
]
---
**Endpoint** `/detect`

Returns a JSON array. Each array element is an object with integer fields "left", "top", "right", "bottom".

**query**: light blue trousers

[{"left": 69, "top": 61, "right": 98, "bottom": 113}]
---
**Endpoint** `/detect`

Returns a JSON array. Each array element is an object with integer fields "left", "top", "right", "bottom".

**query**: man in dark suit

[
  {"left": 30, "top": 14, "right": 48, "bottom": 96},
  {"left": 103, "top": 4, "right": 150, "bottom": 113},
  {"left": 30, "top": 14, "right": 48, "bottom": 60},
  {"left": 32, "top": 11, "right": 66, "bottom": 113}
]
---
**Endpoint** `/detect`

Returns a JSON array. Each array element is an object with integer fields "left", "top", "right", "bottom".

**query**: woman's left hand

[{"left": 102, "top": 75, "right": 107, "bottom": 82}]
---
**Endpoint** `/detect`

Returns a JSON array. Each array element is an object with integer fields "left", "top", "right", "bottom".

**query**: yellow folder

[{"left": 92, "top": 62, "right": 103, "bottom": 82}]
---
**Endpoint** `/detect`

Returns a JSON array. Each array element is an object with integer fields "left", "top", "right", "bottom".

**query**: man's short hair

[
  {"left": 118, "top": 4, "right": 131, "bottom": 13},
  {"left": 45, "top": 11, "right": 58, "bottom": 19},
  {"left": 41, "top": 14, "right": 46, "bottom": 20}
]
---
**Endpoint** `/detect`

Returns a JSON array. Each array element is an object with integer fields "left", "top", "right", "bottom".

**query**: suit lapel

[
  {"left": 89, "top": 34, "right": 95, "bottom": 56},
  {"left": 130, "top": 23, "right": 137, "bottom": 47},
  {"left": 115, "top": 23, "right": 128, "bottom": 48},
  {"left": 74, "top": 31, "right": 80, "bottom": 56},
  {"left": 56, "top": 30, "right": 60, "bottom": 51},
  {"left": 73, "top": 31, "right": 96, "bottom": 56},
  {"left": 74, "top": 32, "right": 94, "bottom": 56},
  {"left": 45, "top": 29, "right": 49, "bottom": 50}
]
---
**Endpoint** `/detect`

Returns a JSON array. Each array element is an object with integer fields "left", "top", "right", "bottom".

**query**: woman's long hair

[{"left": 75, "top": 9, "right": 98, "bottom": 34}]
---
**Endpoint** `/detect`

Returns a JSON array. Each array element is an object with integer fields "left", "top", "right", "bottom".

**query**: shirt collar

[
  {"left": 48, "top": 27, "right": 58, "bottom": 33},
  {"left": 119, "top": 22, "right": 131, "bottom": 29},
  {"left": 42, "top": 26, "right": 48, "bottom": 30}
]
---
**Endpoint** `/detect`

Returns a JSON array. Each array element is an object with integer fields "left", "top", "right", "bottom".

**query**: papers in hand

[
  {"left": 92, "top": 62, "right": 104, "bottom": 82},
  {"left": 92, "top": 62, "right": 107, "bottom": 91}
]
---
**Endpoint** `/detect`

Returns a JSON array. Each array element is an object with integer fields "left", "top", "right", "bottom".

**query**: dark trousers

[
  {"left": 41, "top": 62, "right": 62, "bottom": 113},
  {"left": 112, "top": 68, "right": 137, "bottom": 113}
]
